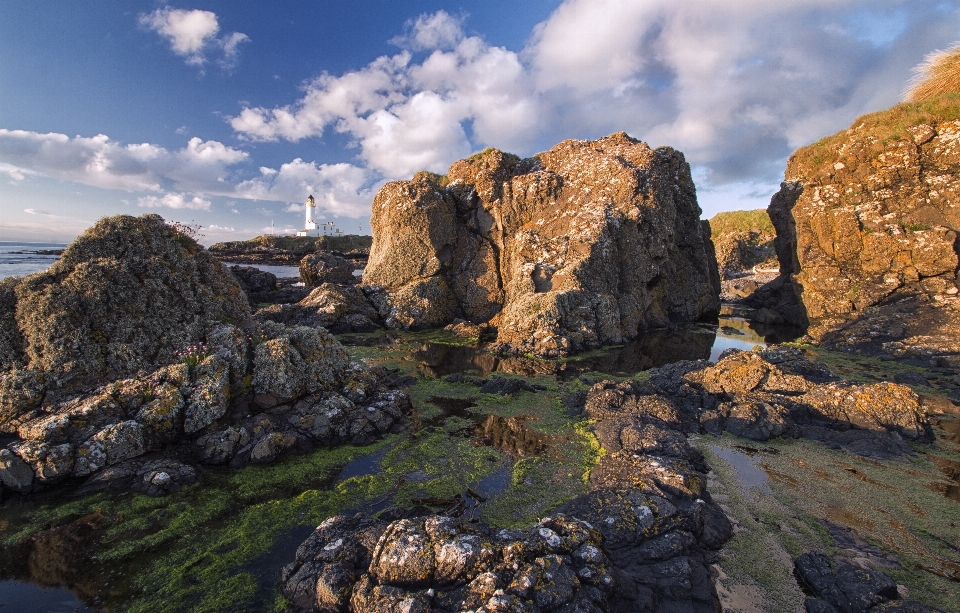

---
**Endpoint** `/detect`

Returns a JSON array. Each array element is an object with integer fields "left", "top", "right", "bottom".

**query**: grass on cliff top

[
  {"left": 709, "top": 209, "right": 774, "bottom": 238},
  {"left": 218, "top": 234, "right": 372, "bottom": 252},
  {"left": 906, "top": 45, "right": 960, "bottom": 103},
  {"left": 792, "top": 93, "right": 960, "bottom": 173}
]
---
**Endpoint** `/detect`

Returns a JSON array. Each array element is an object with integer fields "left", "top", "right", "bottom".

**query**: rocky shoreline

[{"left": 2, "top": 108, "right": 960, "bottom": 612}]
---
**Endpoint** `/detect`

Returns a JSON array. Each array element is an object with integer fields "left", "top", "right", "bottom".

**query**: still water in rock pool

[{"left": 4, "top": 316, "right": 959, "bottom": 612}]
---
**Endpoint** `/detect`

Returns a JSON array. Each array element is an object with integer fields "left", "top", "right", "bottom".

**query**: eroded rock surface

[
  {"left": 794, "top": 552, "right": 942, "bottom": 612},
  {"left": 759, "top": 98, "right": 960, "bottom": 364},
  {"left": 0, "top": 214, "right": 250, "bottom": 390},
  {"left": 362, "top": 133, "right": 720, "bottom": 357}
]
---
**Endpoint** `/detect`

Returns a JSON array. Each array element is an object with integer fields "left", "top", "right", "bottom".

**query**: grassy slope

[{"left": 709, "top": 209, "right": 774, "bottom": 238}]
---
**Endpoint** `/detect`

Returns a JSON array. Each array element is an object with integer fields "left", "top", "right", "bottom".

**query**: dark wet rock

[
  {"left": 230, "top": 265, "right": 278, "bottom": 294},
  {"left": 363, "top": 133, "right": 720, "bottom": 358},
  {"left": 255, "top": 284, "right": 382, "bottom": 332},
  {"left": 0, "top": 447, "right": 34, "bottom": 491},
  {"left": 794, "top": 552, "right": 941, "bottom": 613},
  {"left": 300, "top": 252, "right": 358, "bottom": 286}
]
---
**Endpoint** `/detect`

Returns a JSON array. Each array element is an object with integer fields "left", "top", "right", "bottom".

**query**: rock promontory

[
  {"left": 760, "top": 94, "right": 960, "bottom": 362},
  {"left": 362, "top": 133, "right": 721, "bottom": 357}
]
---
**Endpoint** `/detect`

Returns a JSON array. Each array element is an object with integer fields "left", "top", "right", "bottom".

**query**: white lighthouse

[{"left": 297, "top": 195, "right": 318, "bottom": 236}]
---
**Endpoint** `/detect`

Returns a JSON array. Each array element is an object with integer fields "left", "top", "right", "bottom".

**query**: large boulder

[
  {"left": 765, "top": 96, "right": 960, "bottom": 357},
  {"left": 1, "top": 214, "right": 250, "bottom": 389},
  {"left": 299, "top": 252, "right": 357, "bottom": 286},
  {"left": 363, "top": 133, "right": 720, "bottom": 357}
]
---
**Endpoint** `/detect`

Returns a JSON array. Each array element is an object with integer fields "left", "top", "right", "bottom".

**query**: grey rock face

[
  {"left": 0, "top": 448, "right": 34, "bottom": 491},
  {"left": 363, "top": 133, "right": 720, "bottom": 357}
]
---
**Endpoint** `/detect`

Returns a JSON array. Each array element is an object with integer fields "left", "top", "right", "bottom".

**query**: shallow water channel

[{"left": 3, "top": 315, "right": 959, "bottom": 612}]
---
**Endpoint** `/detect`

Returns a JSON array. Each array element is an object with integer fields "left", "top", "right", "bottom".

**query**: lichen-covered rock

[
  {"left": 0, "top": 369, "right": 47, "bottom": 433},
  {"left": 363, "top": 133, "right": 720, "bottom": 357},
  {"left": 249, "top": 431, "right": 299, "bottom": 463},
  {"left": 299, "top": 252, "right": 358, "bottom": 286},
  {"left": 282, "top": 514, "right": 611, "bottom": 613},
  {"left": 195, "top": 426, "right": 251, "bottom": 465},
  {"left": 90, "top": 420, "right": 148, "bottom": 465},
  {"left": 230, "top": 265, "right": 277, "bottom": 293},
  {"left": 183, "top": 354, "right": 230, "bottom": 434},
  {"left": 134, "top": 383, "right": 184, "bottom": 442},
  {"left": 11, "top": 441, "right": 74, "bottom": 482},
  {"left": 252, "top": 323, "right": 350, "bottom": 400},
  {"left": 0, "top": 277, "right": 25, "bottom": 371},
  {"left": 765, "top": 98, "right": 960, "bottom": 360},
  {"left": 5, "top": 214, "right": 250, "bottom": 390}
]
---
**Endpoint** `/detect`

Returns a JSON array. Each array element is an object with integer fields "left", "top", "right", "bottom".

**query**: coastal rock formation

[
  {"left": 209, "top": 234, "right": 372, "bottom": 266},
  {"left": 281, "top": 353, "right": 735, "bottom": 613},
  {"left": 0, "top": 319, "right": 406, "bottom": 492},
  {"left": 299, "top": 252, "right": 358, "bottom": 286},
  {"left": 0, "top": 214, "right": 250, "bottom": 390},
  {"left": 762, "top": 97, "right": 960, "bottom": 361},
  {"left": 363, "top": 133, "right": 721, "bottom": 357},
  {"left": 254, "top": 284, "right": 383, "bottom": 333},
  {"left": 0, "top": 215, "right": 411, "bottom": 496}
]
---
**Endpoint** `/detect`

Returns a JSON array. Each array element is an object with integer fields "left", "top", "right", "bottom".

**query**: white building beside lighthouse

[{"left": 297, "top": 195, "right": 318, "bottom": 236}]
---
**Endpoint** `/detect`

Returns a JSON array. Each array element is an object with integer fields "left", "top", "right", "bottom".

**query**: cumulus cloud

[
  {"left": 232, "top": 2, "right": 959, "bottom": 191},
  {"left": 236, "top": 159, "right": 379, "bottom": 217},
  {"left": 230, "top": 15, "right": 539, "bottom": 178},
  {"left": 140, "top": 7, "right": 249, "bottom": 69},
  {"left": 0, "top": 129, "right": 374, "bottom": 218},
  {"left": 0, "top": 129, "right": 247, "bottom": 193},
  {"left": 138, "top": 193, "right": 211, "bottom": 210}
]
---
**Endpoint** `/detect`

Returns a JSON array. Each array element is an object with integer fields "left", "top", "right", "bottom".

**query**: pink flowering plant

[{"left": 176, "top": 343, "right": 210, "bottom": 368}]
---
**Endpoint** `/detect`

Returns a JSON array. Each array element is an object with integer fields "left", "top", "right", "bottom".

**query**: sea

[{"left": 0, "top": 241, "right": 66, "bottom": 281}]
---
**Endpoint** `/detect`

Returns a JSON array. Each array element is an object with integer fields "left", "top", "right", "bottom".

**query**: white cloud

[
  {"left": 0, "top": 129, "right": 374, "bottom": 219},
  {"left": 24, "top": 208, "right": 56, "bottom": 217},
  {"left": 208, "top": 224, "right": 236, "bottom": 231},
  {"left": 232, "top": 3, "right": 959, "bottom": 189},
  {"left": 393, "top": 11, "right": 465, "bottom": 51},
  {"left": 230, "top": 18, "right": 539, "bottom": 178},
  {"left": 0, "top": 129, "right": 248, "bottom": 194},
  {"left": 236, "top": 159, "right": 378, "bottom": 217},
  {"left": 138, "top": 193, "right": 211, "bottom": 210},
  {"left": 140, "top": 7, "right": 249, "bottom": 69}
]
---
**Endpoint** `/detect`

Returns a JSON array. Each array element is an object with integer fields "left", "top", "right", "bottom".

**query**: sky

[{"left": 1, "top": 1, "right": 958, "bottom": 245}]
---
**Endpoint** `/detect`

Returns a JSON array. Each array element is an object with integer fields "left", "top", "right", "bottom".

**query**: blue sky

[{"left": 1, "top": 1, "right": 958, "bottom": 244}]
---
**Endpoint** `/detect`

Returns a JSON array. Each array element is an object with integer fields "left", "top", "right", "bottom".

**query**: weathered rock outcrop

[
  {"left": 0, "top": 318, "right": 410, "bottom": 493},
  {"left": 0, "top": 215, "right": 411, "bottom": 496},
  {"left": 209, "top": 234, "right": 372, "bottom": 266},
  {"left": 363, "top": 133, "right": 720, "bottom": 357},
  {"left": 300, "top": 252, "right": 358, "bottom": 286},
  {"left": 0, "top": 214, "right": 250, "bottom": 390},
  {"left": 763, "top": 96, "right": 960, "bottom": 361}
]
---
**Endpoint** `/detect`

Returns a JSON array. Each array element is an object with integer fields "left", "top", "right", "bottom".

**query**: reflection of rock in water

[
  {"left": 415, "top": 327, "right": 717, "bottom": 379},
  {"left": 415, "top": 343, "right": 501, "bottom": 378},
  {"left": 474, "top": 415, "right": 554, "bottom": 457},
  {"left": 0, "top": 511, "right": 109, "bottom": 607}
]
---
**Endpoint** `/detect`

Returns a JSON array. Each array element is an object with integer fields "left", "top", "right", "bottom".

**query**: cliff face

[
  {"left": 364, "top": 132, "right": 720, "bottom": 357},
  {"left": 767, "top": 95, "right": 960, "bottom": 360}
]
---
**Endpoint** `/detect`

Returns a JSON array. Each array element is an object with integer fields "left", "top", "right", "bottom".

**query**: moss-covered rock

[{"left": 10, "top": 214, "right": 250, "bottom": 389}]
